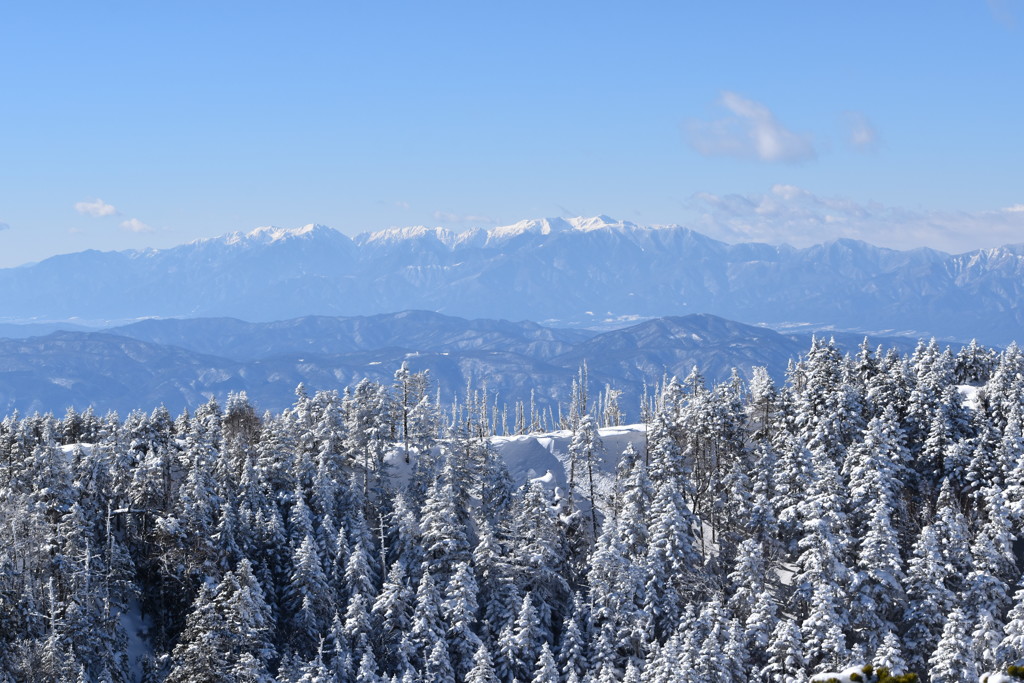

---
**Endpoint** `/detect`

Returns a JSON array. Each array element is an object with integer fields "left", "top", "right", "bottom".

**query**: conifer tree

[
  {"left": 372, "top": 561, "right": 415, "bottom": 672},
  {"left": 423, "top": 639, "right": 454, "bottom": 682},
  {"left": 558, "top": 592, "right": 589, "bottom": 682},
  {"left": 287, "top": 534, "right": 334, "bottom": 657},
  {"left": 409, "top": 569, "right": 445, "bottom": 672},
  {"left": 496, "top": 592, "right": 543, "bottom": 683},
  {"left": 419, "top": 456, "right": 472, "bottom": 589},
  {"left": 903, "top": 523, "right": 956, "bottom": 673},
  {"left": 997, "top": 574, "right": 1024, "bottom": 669},
  {"left": 167, "top": 560, "right": 276, "bottom": 683},
  {"left": 850, "top": 494, "right": 906, "bottom": 654},
  {"left": 874, "top": 629, "right": 908, "bottom": 677},
  {"left": 465, "top": 644, "right": 499, "bottom": 683},
  {"left": 643, "top": 471, "right": 702, "bottom": 642},
  {"left": 928, "top": 607, "right": 977, "bottom": 683},
  {"left": 758, "top": 618, "right": 806, "bottom": 683},
  {"left": 588, "top": 518, "right": 646, "bottom": 674},
  {"left": 531, "top": 642, "right": 558, "bottom": 683},
  {"left": 567, "top": 413, "right": 604, "bottom": 540},
  {"left": 443, "top": 561, "right": 483, "bottom": 679}
]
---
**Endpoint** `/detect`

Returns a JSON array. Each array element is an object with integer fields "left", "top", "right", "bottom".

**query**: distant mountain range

[
  {"left": 2, "top": 216, "right": 1023, "bottom": 344},
  {"left": 0, "top": 311, "right": 933, "bottom": 417}
]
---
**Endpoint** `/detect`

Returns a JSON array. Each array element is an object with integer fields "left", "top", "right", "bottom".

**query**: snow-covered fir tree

[{"left": 1, "top": 338, "right": 1022, "bottom": 681}]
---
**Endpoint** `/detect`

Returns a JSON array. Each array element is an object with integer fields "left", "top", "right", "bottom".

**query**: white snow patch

[
  {"left": 60, "top": 443, "right": 95, "bottom": 457},
  {"left": 362, "top": 225, "right": 457, "bottom": 247},
  {"left": 490, "top": 424, "right": 647, "bottom": 503},
  {"left": 383, "top": 445, "right": 423, "bottom": 487},
  {"left": 810, "top": 666, "right": 871, "bottom": 683},
  {"left": 485, "top": 217, "right": 572, "bottom": 242},
  {"left": 776, "top": 562, "right": 798, "bottom": 587},
  {"left": 531, "top": 470, "right": 556, "bottom": 486},
  {"left": 379, "top": 425, "right": 647, "bottom": 514},
  {"left": 958, "top": 384, "right": 982, "bottom": 411}
]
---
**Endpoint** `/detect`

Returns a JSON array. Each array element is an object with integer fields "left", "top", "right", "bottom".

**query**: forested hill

[
  {"left": 0, "top": 311, "right": 934, "bottom": 417},
  {"left": 2, "top": 218, "right": 1024, "bottom": 343},
  {"left": 2, "top": 337, "right": 1023, "bottom": 681}
]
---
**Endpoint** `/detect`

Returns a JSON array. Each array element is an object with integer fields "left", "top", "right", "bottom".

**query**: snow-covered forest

[{"left": 2, "top": 338, "right": 1024, "bottom": 682}]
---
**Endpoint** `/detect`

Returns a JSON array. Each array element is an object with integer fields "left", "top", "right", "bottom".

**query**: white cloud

[
  {"left": 120, "top": 218, "right": 154, "bottom": 233},
  {"left": 844, "top": 111, "right": 878, "bottom": 150},
  {"left": 690, "top": 185, "right": 1024, "bottom": 253},
  {"left": 74, "top": 198, "right": 118, "bottom": 217},
  {"left": 687, "top": 91, "right": 816, "bottom": 163}
]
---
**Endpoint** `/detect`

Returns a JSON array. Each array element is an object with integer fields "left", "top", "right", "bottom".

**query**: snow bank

[
  {"left": 380, "top": 424, "right": 646, "bottom": 505},
  {"left": 810, "top": 666, "right": 872, "bottom": 683},
  {"left": 490, "top": 424, "right": 647, "bottom": 490},
  {"left": 60, "top": 443, "right": 94, "bottom": 457},
  {"left": 981, "top": 672, "right": 1024, "bottom": 683},
  {"left": 958, "top": 384, "right": 982, "bottom": 411}
]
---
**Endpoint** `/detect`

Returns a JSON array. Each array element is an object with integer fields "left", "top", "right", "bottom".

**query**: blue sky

[{"left": 1, "top": 1, "right": 1022, "bottom": 267}]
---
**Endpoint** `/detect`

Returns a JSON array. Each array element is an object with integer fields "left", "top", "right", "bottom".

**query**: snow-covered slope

[
  {"left": 491, "top": 424, "right": 646, "bottom": 491},
  {"left": 2, "top": 216, "right": 1023, "bottom": 343}
]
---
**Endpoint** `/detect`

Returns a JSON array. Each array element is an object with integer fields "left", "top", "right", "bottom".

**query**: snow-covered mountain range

[{"left": 2, "top": 216, "right": 1023, "bottom": 344}]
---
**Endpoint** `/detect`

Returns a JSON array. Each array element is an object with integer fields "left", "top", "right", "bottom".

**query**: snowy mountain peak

[
  {"left": 354, "top": 215, "right": 636, "bottom": 248},
  {"left": 567, "top": 215, "right": 633, "bottom": 232},
  {"left": 484, "top": 215, "right": 636, "bottom": 244},
  {"left": 220, "top": 223, "right": 335, "bottom": 245},
  {"left": 486, "top": 217, "right": 573, "bottom": 242},
  {"left": 6, "top": 215, "right": 1024, "bottom": 344},
  {"left": 359, "top": 225, "right": 457, "bottom": 247}
]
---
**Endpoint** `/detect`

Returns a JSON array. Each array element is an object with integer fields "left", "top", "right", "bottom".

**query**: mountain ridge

[
  {"left": 0, "top": 311, "right": 943, "bottom": 417},
  {"left": 2, "top": 217, "right": 1023, "bottom": 343}
]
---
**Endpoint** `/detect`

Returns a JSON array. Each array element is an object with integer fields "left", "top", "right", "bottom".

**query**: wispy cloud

[
  {"left": 75, "top": 198, "right": 118, "bottom": 217},
  {"left": 687, "top": 92, "right": 816, "bottom": 163},
  {"left": 120, "top": 218, "right": 154, "bottom": 233},
  {"left": 844, "top": 111, "right": 879, "bottom": 150},
  {"left": 377, "top": 199, "right": 412, "bottom": 209},
  {"left": 690, "top": 185, "right": 1024, "bottom": 253},
  {"left": 432, "top": 211, "right": 496, "bottom": 225},
  {"left": 988, "top": 0, "right": 1018, "bottom": 28}
]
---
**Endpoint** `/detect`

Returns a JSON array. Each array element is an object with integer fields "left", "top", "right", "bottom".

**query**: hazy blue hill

[
  {"left": 108, "top": 310, "right": 593, "bottom": 362},
  {"left": 0, "top": 331, "right": 246, "bottom": 416},
  {"left": 0, "top": 321, "right": 94, "bottom": 338},
  {"left": 0, "top": 312, "right": 944, "bottom": 418},
  {"left": 551, "top": 314, "right": 808, "bottom": 385}
]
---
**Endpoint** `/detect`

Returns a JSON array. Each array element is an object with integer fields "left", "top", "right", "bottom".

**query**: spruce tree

[{"left": 928, "top": 607, "right": 977, "bottom": 683}]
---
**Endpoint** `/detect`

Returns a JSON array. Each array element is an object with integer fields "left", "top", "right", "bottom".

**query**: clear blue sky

[{"left": 1, "top": 1, "right": 1022, "bottom": 267}]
